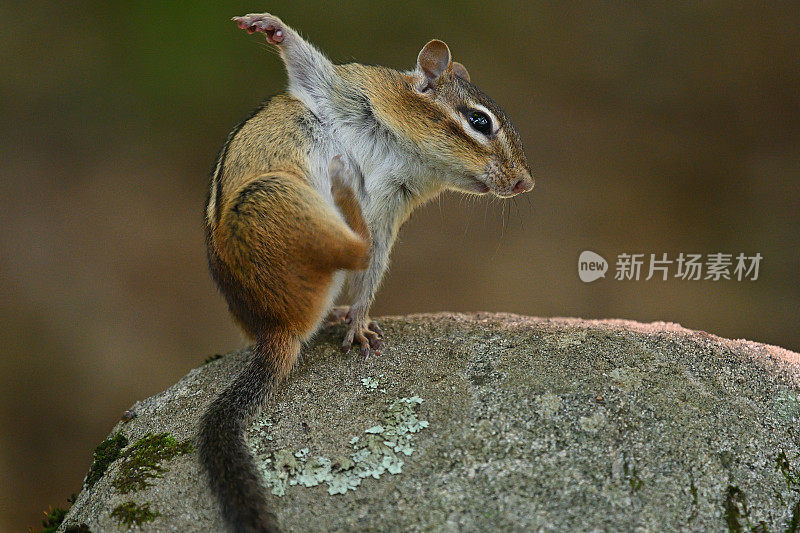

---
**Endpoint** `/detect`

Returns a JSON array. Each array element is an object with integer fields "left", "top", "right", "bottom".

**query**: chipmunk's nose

[{"left": 512, "top": 172, "right": 534, "bottom": 195}]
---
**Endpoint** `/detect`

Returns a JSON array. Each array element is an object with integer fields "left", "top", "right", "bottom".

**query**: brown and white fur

[{"left": 199, "top": 12, "right": 533, "bottom": 533}]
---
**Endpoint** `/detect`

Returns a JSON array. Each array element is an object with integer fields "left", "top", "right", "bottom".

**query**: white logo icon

[{"left": 578, "top": 251, "right": 608, "bottom": 282}]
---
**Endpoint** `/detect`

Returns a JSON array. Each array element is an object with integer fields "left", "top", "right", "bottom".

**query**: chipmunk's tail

[{"left": 198, "top": 329, "right": 298, "bottom": 533}]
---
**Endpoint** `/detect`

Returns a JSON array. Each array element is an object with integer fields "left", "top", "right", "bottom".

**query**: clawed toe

[
  {"left": 233, "top": 13, "right": 286, "bottom": 44},
  {"left": 342, "top": 320, "right": 384, "bottom": 358},
  {"left": 356, "top": 334, "right": 370, "bottom": 357},
  {"left": 364, "top": 329, "right": 382, "bottom": 350}
]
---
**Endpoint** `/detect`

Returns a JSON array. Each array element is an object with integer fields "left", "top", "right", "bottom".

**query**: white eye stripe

[
  {"left": 469, "top": 104, "right": 499, "bottom": 135},
  {"left": 448, "top": 104, "right": 499, "bottom": 146}
]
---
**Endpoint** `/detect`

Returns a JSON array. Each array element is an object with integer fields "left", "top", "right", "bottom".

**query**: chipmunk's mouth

[
  {"left": 469, "top": 177, "right": 491, "bottom": 194},
  {"left": 477, "top": 160, "right": 535, "bottom": 198}
]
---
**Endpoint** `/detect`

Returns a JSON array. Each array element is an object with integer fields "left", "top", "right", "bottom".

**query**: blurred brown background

[{"left": 1, "top": 1, "right": 798, "bottom": 530}]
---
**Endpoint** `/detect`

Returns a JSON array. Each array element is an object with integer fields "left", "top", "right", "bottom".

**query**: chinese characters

[{"left": 613, "top": 253, "right": 761, "bottom": 281}]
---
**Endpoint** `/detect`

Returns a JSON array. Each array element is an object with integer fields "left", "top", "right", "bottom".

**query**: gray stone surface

[{"left": 60, "top": 313, "right": 800, "bottom": 532}]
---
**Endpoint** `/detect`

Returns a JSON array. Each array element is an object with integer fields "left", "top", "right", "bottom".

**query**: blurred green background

[{"left": 1, "top": 1, "right": 798, "bottom": 529}]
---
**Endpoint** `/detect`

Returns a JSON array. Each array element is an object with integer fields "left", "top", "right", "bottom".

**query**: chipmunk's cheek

[
  {"left": 456, "top": 175, "right": 490, "bottom": 195},
  {"left": 483, "top": 161, "right": 511, "bottom": 197}
]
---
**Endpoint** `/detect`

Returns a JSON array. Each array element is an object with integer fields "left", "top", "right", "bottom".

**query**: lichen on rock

[{"left": 249, "top": 395, "right": 428, "bottom": 497}]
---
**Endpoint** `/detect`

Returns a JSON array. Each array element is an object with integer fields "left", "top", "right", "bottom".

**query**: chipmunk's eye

[{"left": 467, "top": 111, "right": 492, "bottom": 135}]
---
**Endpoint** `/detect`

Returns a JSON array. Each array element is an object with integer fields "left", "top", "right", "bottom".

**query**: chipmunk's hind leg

[{"left": 214, "top": 171, "right": 368, "bottom": 337}]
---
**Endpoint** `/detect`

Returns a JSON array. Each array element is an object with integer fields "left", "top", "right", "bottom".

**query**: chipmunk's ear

[
  {"left": 417, "top": 39, "right": 452, "bottom": 91},
  {"left": 452, "top": 61, "right": 470, "bottom": 82}
]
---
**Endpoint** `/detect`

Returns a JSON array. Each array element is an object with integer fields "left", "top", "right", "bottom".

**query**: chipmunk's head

[{"left": 409, "top": 40, "right": 533, "bottom": 198}]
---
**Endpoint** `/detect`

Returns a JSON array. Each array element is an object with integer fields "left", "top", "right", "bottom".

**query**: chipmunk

[{"left": 198, "top": 12, "right": 533, "bottom": 533}]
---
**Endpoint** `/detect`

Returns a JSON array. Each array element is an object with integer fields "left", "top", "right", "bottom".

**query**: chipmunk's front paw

[
  {"left": 342, "top": 318, "right": 383, "bottom": 358},
  {"left": 328, "top": 155, "right": 349, "bottom": 192},
  {"left": 326, "top": 305, "right": 350, "bottom": 325},
  {"left": 233, "top": 13, "right": 287, "bottom": 44}
]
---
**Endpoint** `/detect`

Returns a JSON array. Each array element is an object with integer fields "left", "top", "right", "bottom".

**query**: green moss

[
  {"left": 110, "top": 501, "right": 159, "bottom": 527},
  {"left": 33, "top": 494, "right": 89, "bottom": 533},
  {"left": 689, "top": 475, "right": 698, "bottom": 506},
  {"left": 203, "top": 353, "right": 223, "bottom": 364},
  {"left": 788, "top": 500, "right": 800, "bottom": 533},
  {"left": 726, "top": 486, "right": 747, "bottom": 533},
  {"left": 684, "top": 474, "right": 699, "bottom": 523},
  {"left": 725, "top": 486, "right": 769, "bottom": 533},
  {"left": 777, "top": 450, "right": 800, "bottom": 491},
  {"left": 718, "top": 452, "right": 800, "bottom": 532},
  {"left": 112, "top": 433, "right": 193, "bottom": 494},
  {"left": 38, "top": 434, "right": 189, "bottom": 530},
  {"left": 622, "top": 452, "right": 643, "bottom": 491},
  {"left": 85, "top": 433, "right": 129, "bottom": 490},
  {"left": 39, "top": 506, "right": 68, "bottom": 533}
]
